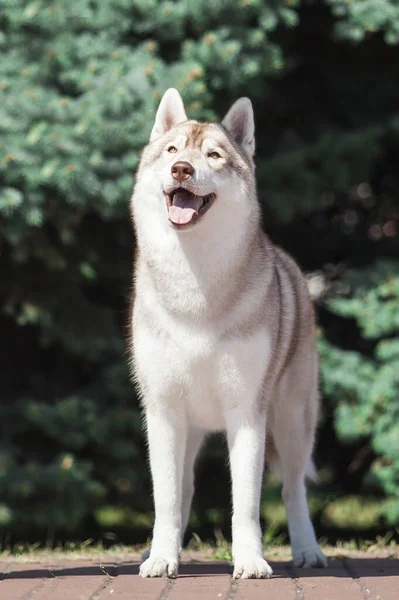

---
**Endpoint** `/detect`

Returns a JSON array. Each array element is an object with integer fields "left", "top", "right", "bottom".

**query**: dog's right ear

[{"left": 150, "top": 88, "right": 188, "bottom": 142}]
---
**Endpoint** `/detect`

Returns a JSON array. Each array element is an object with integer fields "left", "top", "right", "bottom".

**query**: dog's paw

[
  {"left": 293, "top": 546, "right": 327, "bottom": 568},
  {"left": 233, "top": 555, "right": 273, "bottom": 579},
  {"left": 139, "top": 555, "right": 178, "bottom": 578}
]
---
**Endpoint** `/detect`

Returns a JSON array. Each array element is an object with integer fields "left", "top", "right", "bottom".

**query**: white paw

[
  {"left": 293, "top": 546, "right": 327, "bottom": 568},
  {"left": 233, "top": 555, "right": 273, "bottom": 579},
  {"left": 139, "top": 555, "right": 178, "bottom": 578}
]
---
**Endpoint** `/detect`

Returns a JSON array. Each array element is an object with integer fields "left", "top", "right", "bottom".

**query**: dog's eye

[
  {"left": 208, "top": 151, "right": 221, "bottom": 159},
  {"left": 167, "top": 146, "right": 177, "bottom": 153}
]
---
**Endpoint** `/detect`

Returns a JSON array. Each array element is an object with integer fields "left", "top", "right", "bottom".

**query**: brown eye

[
  {"left": 168, "top": 146, "right": 177, "bottom": 153},
  {"left": 208, "top": 151, "right": 221, "bottom": 159}
]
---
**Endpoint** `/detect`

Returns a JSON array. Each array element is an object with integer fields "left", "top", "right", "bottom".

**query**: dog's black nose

[{"left": 171, "top": 161, "right": 194, "bottom": 181}]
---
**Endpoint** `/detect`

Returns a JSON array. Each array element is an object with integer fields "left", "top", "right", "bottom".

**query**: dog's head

[{"left": 134, "top": 88, "right": 257, "bottom": 232}]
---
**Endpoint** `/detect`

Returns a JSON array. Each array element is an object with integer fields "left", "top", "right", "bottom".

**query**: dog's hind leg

[{"left": 268, "top": 371, "right": 327, "bottom": 568}]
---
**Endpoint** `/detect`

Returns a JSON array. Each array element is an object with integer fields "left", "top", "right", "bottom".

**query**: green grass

[
  {"left": 187, "top": 530, "right": 399, "bottom": 562},
  {"left": 1, "top": 532, "right": 398, "bottom": 563},
  {"left": 322, "top": 496, "right": 383, "bottom": 530},
  {"left": 2, "top": 482, "right": 398, "bottom": 561},
  {"left": 0, "top": 540, "right": 147, "bottom": 561}
]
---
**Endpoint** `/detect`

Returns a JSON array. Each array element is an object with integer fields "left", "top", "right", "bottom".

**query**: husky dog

[{"left": 130, "top": 89, "right": 327, "bottom": 579}]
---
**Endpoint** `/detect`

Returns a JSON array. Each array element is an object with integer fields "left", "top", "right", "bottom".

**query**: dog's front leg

[
  {"left": 226, "top": 410, "right": 273, "bottom": 579},
  {"left": 139, "top": 409, "right": 186, "bottom": 578}
]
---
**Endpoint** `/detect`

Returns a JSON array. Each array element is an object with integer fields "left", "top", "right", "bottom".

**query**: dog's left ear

[
  {"left": 150, "top": 88, "right": 188, "bottom": 142},
  {"left": 221, "top": 98, "right": 255, "bottom": 158}
]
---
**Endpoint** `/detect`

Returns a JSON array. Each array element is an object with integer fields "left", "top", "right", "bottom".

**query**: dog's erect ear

[
  {"left": 221, "top": 97, "right": 255, "bottom": 158},
  {"left": 150, "top": 88, "right": 188, "bottom": 142}
]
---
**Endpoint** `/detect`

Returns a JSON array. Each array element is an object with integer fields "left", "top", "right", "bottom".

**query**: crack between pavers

[
  {"left": 225, "top": 578, "right": 238, "bottom": 600},
  {"left": 89, "top": 564, "right": 118, "bottom": 600},
  {"left": 23, "top": 566, "right": 56, "bottom": 600},
  {"left": 23, "top": 576, "right": 51, "bottom": 600},
  {"left": 287, "top": 565, "right": 305, "bottom": 600},
  {"left": 292, "top": 577, "right": 305, "bottom": 600},
  {"left": 343, "top": 560, "right": 373, "bottom": 600},
  {"left": 158, "top": 577, "right": 176, "bottom": 600}
]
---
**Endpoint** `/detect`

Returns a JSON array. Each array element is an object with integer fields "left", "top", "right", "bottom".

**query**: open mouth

[{"left": 165, "top": 188, "right": 216, "bottom": 227}]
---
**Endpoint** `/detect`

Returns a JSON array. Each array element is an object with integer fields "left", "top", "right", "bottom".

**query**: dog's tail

[
  {"left": 305, "top": 459, "right": 318, "bottom": 482},
  {"left": 305, "top": 271, "right": 328, "bottom": 302}
]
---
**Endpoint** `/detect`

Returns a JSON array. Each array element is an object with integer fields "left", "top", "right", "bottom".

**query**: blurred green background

[{"left": 1, "top": 0, "right": 399, "bottom": 549}]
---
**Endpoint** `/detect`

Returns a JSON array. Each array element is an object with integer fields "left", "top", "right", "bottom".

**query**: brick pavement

[{"left": 0, "top": 552, "right": 398, "bottom": 599}]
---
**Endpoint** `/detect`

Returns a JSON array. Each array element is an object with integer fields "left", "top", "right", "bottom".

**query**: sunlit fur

[{"left": 130, "top": 88, "right": 327, "bottom": 579}]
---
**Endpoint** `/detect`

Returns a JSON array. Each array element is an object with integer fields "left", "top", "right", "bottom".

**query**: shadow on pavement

[{"left": 1, "top": 558, "right": 398, "bottom": 580}]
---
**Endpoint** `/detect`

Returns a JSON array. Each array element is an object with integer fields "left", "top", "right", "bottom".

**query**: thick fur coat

[{"left": 130, "top": 89, "right": 327, "bottom": 578}]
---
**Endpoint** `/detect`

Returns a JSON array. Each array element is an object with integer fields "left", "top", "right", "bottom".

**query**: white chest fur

[
  {"left": 133, "top": 298, "right": 271, "bottom": 431},
  {"left": 133, "top": 186, "right": 271, "bottom": 429}
]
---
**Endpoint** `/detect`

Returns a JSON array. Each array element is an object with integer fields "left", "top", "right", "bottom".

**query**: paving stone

[
  {"left": 290, "top": 562, "right": 367, "bottom": 600},
  {"left": 99, "top": 563, "right": 167, "bottom": 599},
  {"left": 236, "top": 575, "right": 296, "bottom": 600},
  {"left": 31, "top": 561, "right": 110, "bottom": 600},
  {"left": 353, "top": 573, "right": 399, "bottom": 600},
  {"left": 1, "top": 555, "right": 399, "bottom": 600},
  {"left": 299, "top": 574, "right": 365, "bottom": 600},
  {"left": 0, "top": 562, "right": 51, "bottom": 600},
  {"left": 346, "top": 557, "right": 399, "bottom": 600},
  {"left": 168, "top": 562, "right": 232, "bottom": 599}
]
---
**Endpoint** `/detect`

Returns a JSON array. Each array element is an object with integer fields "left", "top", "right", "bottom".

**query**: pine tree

[{"left": 0, "top": 0, "right": 399, "bottom": 541}]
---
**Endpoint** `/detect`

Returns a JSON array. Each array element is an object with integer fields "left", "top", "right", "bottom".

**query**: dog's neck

[
  {"left": 133, "top": 189, "right": 272, "bottom": 323},
  {"left": 136, "top": 192, "right": 261, "bottom": 277}
]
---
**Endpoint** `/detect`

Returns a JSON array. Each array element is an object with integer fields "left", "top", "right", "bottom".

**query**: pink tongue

[{"left": 168, "top": 189, "right": 203, "bottom": 225}]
